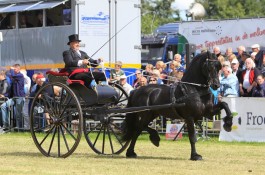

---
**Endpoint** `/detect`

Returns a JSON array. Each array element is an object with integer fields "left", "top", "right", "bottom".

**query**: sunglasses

[{"left": 149, "top": 79, "right": 157, "bottom": 81}]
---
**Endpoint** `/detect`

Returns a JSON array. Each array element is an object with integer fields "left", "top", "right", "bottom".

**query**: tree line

[{"left": 142, "top": 0, "right": 265, "bottom": 34}]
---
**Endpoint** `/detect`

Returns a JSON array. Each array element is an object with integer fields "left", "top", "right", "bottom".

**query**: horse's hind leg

[
  {"left": 126, "top": 129, "right": 142, "bottom": 158},
  {"left": 186, "top": 117, "right": 202, "bottom": 161},
  {"left": 146, "top": 127, "right": 160, "bottom": 147}
]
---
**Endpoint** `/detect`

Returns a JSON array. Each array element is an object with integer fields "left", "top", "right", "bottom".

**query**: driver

[{"left": 63, "top": 34, "right": 107, "bottom": 88}]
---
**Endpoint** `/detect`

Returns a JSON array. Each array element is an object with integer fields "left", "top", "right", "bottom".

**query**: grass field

[{"left": 0, "top": 132, "right": 265, "bottom": 175}]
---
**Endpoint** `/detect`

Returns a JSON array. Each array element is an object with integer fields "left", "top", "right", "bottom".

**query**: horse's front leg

[
  {"left": 214, "top": 101, "right": 233, "bottom": 132},
  {"left": 186, "top": 117, "right": 202, "bottom": 161}
]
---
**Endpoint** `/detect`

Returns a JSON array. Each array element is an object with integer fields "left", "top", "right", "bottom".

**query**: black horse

[{"left": 122, "top": 51, "right": 233, "bottom": 160}]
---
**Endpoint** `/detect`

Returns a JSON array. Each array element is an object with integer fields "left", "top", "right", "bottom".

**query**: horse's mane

[{"left": 181, "top": 52, "right": 208, "bottom": 83}]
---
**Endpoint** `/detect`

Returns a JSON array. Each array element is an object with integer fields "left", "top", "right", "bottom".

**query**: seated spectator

[
  {"left": 19, "top": 14, "right": 33, "bottom": 28},
  {"left": 148, "top": 77, "right": 158, "bottom": 84},
  {"left": 119, "top": 75, "right": 133, "bottom": 95},
  {"left": 152, "top": 69, "right": 163, "bottom": 84},
  {"left": 132, "top": 69, "right": 142, "bottom": 88},
  {"left": 228, "top": 54, "right": 237, "bottom": 64},
  {"left": 168, "top": 61, "right": 179, "bottom": 84},
  {"left": 143, "top": 64, "right": 153, "bottom": 81},
  {"left": 176, "top": 67, "right": 185, "bottom": 80},
  {"left": 252, "top": 74, "right": 265, "bottom": 97},
  {"left": 109, "top": 61, "right": 125, "bottom": 83},
  {"left": 220, "top": 66, "right": 239, "bottom": 97},
  {"left": 138, "top": 77, "right": 147, "bottom": 87},
  {"left": 155, "top": 61, "right": 168, "bottom": 84},
  {"left": 239, "top": 58, "right": 261, "bottom": 97}
]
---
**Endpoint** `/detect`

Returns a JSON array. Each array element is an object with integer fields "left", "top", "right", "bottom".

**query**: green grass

[{"left": 1, "top": 132, "right": 265, "bottom": 175}]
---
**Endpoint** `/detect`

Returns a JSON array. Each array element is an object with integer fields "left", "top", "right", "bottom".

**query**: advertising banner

[
  {"left": 165, "top": 123, "right": 184, "bottom": 140},
  {"left": 179, "top": 18, "right": 265, "bottom": 53},
  {"left": 219, "top": 97, "right": 265, "bottom": 142}
]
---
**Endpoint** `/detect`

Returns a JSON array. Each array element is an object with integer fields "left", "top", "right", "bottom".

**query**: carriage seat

[{"left": 46, "top": 69, "right": 84, "bottom": 85}]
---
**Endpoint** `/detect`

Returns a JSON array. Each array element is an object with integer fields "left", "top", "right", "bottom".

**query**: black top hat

[{"left": 67, "top": 34, "right": 81, "bottom": 45}]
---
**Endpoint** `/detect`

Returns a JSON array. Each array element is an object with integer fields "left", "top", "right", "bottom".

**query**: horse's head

[{"left": 202, "top": 51, "right": 221, "bottom": 90}]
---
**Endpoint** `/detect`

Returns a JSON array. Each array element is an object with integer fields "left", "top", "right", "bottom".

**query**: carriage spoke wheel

[
  {"left": 83, "top": 83, "right": 130, "bottom": 155},
  {"left": 30, "top": 82, "right": 83, "bottom": 158}
]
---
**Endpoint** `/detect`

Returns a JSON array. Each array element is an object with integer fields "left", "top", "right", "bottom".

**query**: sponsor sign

[
  {"left": 165, "top": 123, "right": 184, "bottom": 140},
  {"left": 219, "top": 97, "right": 265, "bottom": 142},
  {"left": 179, "top": 18, "right": 265, "bottom": 53}
]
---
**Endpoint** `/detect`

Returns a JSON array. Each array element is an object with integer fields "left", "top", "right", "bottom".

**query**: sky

[{"left": 172, "top": 0, "right": 195, "bottom": 20}]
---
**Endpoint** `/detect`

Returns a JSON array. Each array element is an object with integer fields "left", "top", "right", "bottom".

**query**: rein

[{"left": 178, "top": 81, "right": 209, "bottom": 88}]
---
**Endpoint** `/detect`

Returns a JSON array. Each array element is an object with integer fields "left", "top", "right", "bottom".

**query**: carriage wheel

[
  {"left": 83, "top": 83, "right": 130, "bottom": 155},
  {"left": 30, "top": 82, "right": 83, "bottom": 158}
]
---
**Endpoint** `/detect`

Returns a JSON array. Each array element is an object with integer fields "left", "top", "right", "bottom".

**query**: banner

[
  {"left": 165, "top": 123, "right": 184, "bottom": 140},
  {"left": 219, "top": 97, "right": 265, "bottom": 142},
  {"left": 179, "top": 18, "right": 265, "bottom": 53}
]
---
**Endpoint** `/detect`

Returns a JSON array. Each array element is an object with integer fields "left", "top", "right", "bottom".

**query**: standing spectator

[
  {"left": 0, "top": 71, "right": 11, "bottom": 130},
  {"left": 252, "top": 74, "right": 265, "bottom": 97},
  {"left": 220, "top": 66, "right": 239, "bottom": 97},
  {"left": 237, "top": 45, "right": 246, "bottom": 62},
  {"left": 119, "top": 75, "right": 133, "bottom": 95},
  {"left": 1, "top": 64, "right": 25, "bottom": 130},
  {"left": 231, "top": 58, "right": 242, "bottom": 81},
  {"left": 213, "top": 47, "right": 223, "bottom": 59},
  {"left": 132, "top": 69, "right": 142, "bottom": 88},
  {"left": 239, "top": 58, "right": 260, "bottom": 97},
  {"left": 225, "top": 47, "right": 233, "bottom": 60},
  {"left": 252, "top": 44, "right": 265, "bottom": 70},
  {"left": 109, "top": 61, "right": 125, "bottom": 83},
  {"left": 174, "top": 54, "right": 182, "bottom": 65},
  {"left": 251, "top": 52, "right": 257, "bottom": 61},
  {"left": 239, "top": 52, "right": 251, "bottom": 70},
  {"left": 20, "top": 69, "right": 31, "bottom": 130},
  {"left": 10, "top": 64, "right": 26, "bottom": 129}
]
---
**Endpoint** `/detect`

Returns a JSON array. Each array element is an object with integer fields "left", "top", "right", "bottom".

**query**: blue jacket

[
  {"left": 252, "top": 82, "right": 265, "bottom": 97},
  {"left": 10, "top": 69, "right": 25, "bottom": 97}
]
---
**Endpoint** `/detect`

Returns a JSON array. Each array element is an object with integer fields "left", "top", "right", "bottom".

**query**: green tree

[
  {"left": 141, "top": 0, "right": 180, "bottom": 34},
  {"left": 196, "top": 0, "right": 265, "bottom": 19}
]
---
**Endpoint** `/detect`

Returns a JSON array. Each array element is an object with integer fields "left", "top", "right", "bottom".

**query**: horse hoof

[
  {"left": 223, "top": 124, "right": 232, "bottom": 132},
  {"left": 190, "top": 153, "right": 203, "bottom": 161},
  {"left": 223, "top": 116, "right": 233, "bottom": 132},
  {"left": 126, "top": 151, "right": 137, "bottom": 158},
  {"left": 149, "top": 134, "right": 160, "bottom": 147}
]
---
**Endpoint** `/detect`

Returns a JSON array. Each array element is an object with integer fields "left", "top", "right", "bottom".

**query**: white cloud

[
  {"left": 172, "top": 0, "right": 195, "bottom": 20},
  {"left": 172, "top": 0, "right": 195, "bottom": 10}
]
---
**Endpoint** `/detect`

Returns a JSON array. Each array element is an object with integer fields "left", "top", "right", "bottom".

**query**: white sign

[
  {"left": 219, "top": 97, "right": 265, "bottom": 142},
  {"left": 179, "top": 18, "right": 265, "bottom": 52},
  {"left": 165, "top": 123, "right": 184, "bottom": 140}
]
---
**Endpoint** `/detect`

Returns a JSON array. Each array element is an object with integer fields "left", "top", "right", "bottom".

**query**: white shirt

[{"left": 243, "top": 69, "right": 251, "bottom": 89}]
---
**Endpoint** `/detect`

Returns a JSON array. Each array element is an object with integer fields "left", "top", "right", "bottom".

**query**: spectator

[
  {"left": 252, "top": 44, "right": 265, "bottom": 70},
  {"left": 239, "top": 52, "right": 251, "bottom": 70},
  {"left": 252, "top": 74, "right": 265, "bottom": 97},
  {"left": 1, "top": 64, "right": 25, "bottom": 130},
  {"left": 20, "top": 69, "right": 31, "bottom": 130},
  {"left": 109, "top": 61, "right": 125, "bottom": 83},
  {"left": 155, "top": 61, "right": 168, "bottom": 84},
  {"left": 143, "top": 64, "right": 153, "bottom": 81},
  {"left": 228, "top": 54, "right": 237, "bottom": 64},
  {"left": 239, "top": 58, "right": 261, "bottom": 97},
  {"left": 138, "top": 77, "right": 147, "bottom": 87},
  {"left": 152, "top": 69, "right": 163, "bottom": 84},
  {"left": 167, "top": 61, "right": 179, "bottom": 84},
  {"left": 132, "top": 69, "right": 142, "bottom": 88},
  {"left": 220, "top": 66, "right": 239, "bottom": 97},
  {"left": 213, "top": 46, "right": 223, "bottom": 59},
  {"left": 174, "top": 54, "right": 182, "bottom": 64},
  {"left": 0, "top": 70, "right": 11, "bottom": 130},
  {"left": 231, "top": 58, "right": 242, "bottom": 81},
  {"left": 225, "top": 47, "right": 233, "bottom": 60},
  {"left": 36, "top": 11, "right": 53, "bottom": 27},
  {"left": 119, "top": 75, "right": 133, "bottom": 95},
  {"left": 237, "top": 45, "right": 246, "bottom": 62},
  {"left": 176, "top": 67, "right": 185, "bottom": 80},
  {"left": 217, "top": 55, "right": 226, "bottom": 66},
  {"left": 19, "top": 14, "right": 33, "bottom": 28},
  {"left": 148, "top": 77, "right": 158, "bottom": 84},
  {"left": 251, "top": 52, "right": 257, "bottom": 61}
]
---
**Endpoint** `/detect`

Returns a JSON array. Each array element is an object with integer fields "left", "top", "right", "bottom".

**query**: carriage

[
  {"left": 29, "top": 69, "right": 184, "bottom": 158},
  {"left": 30, "top": 52, "right": 233, "bottom": 160}
]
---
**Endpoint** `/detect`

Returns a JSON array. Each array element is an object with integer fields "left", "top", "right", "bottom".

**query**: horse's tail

[{"left": 121, "top": 90, "right": 137, "bottom": 142}]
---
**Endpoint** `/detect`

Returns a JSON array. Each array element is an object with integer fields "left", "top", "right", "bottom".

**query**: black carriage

[{"left": 29, "top": 70, "right": 184, "bottom": 158}]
